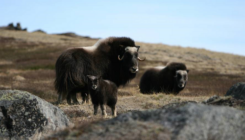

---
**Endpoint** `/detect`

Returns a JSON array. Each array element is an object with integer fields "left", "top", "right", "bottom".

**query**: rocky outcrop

[
  {"left": 0, "top": 90, "right": 72, "bottom": 140},
  {"left": 0, "top": 23, "right": 27, "bottom": 31},
  {"left": 47, "top": 103, "right": 245, "bottom": 140},
  {"left": 226, "top": 82, "right": 245, "bottom": 100}
]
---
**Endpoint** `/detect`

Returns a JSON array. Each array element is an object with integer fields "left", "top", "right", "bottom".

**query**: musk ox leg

[
  {"left": 81, "top": 92, "right": 89, "bottom": 104},
  {"left": 66, "top": 94, "right": 72, "bottom": 105},
  {"left": 111, "top": 105, "right": 117, "bottom": 117},
  {"left": 56, "top": 93, "right": 63, "bottom": 105},
  {"left": 100, "top": 104, "right": 107, "bottom": 117},
  {"left": 71, "top": 93, "right": 80, "bottom": 105},
  {"left": 85, "top": 93, "right": 90, "bottom": 103},
  {"left": 94, "top": 104, "right": 99, "bottom": 115}
]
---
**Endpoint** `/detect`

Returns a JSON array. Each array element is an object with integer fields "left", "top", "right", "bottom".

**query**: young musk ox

[
  {"left": 54, "top": 37, "right": 145, "bottom": 105},
  {"left": 139, "top": 62, "right": 189, "bottom": 94},
  {"left": 87, "top": 75, "right": 117, "bottom": 116}
]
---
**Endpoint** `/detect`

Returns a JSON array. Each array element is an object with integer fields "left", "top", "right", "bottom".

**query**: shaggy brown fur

[
  {"left": 87, "top": 75, "right": 117, "bottom": 116},
  {"left": 139, "top": 62, "right": 189, "bottom": 94},
  {"left": 55, "top": 37, "right": 143, "bottom": 105}
]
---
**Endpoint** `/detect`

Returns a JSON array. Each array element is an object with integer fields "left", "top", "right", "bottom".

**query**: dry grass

[{"left": 0, "top": 30, "right": 245, "bottom": 125}]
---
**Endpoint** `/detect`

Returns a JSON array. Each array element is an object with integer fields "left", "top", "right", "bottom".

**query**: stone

[
  {"left": 0, "top": 90, "right": 72, "bottom": 140},
  {"left": 48, "top": 103, "right": 245, "bottom": 140},
  {"left": 226, "top": 82, "right": 245, "bottom": 100},
  {"left": 203, "top": 95, "right": 245, "bottom": 109},
  {"left": 203, "top": 95, "right": 219, "bottom": 103}
]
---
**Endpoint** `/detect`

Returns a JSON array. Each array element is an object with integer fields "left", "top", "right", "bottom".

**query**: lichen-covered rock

[
  {"left": 202, "top": 95, "right": 245, "bottom": 110},
  {"left": 0, "top": 90, "right": 72, "bottom": 140},
  {"left": 48, "top": 103, "right": 245, "bottom": 140},
  {"left": 203, "top": 95, "right": 220, "bottom": 103},
  {"left": 226, "top": 82, "right": 245, "bottom": 100}
]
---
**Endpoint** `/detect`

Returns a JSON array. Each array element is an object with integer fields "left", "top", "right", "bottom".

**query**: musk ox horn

[
  {"left": 135, "top": 46, "right": 140, "bottom": 51},
  {"left": 118, "top": 55, "right": 124, "bottom": 61},
  {"left": 137, "top": 57, "right": 145, "bottom": 61}
]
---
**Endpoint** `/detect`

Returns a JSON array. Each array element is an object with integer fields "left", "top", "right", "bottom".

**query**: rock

[
  {"left": 226, "top": 82, "right": 245, "bottom": 100},
  {"left": 49, "top": 103, "right": 245, "bottom": 140},
  {"left": 0, "top": 90, "right": 72, "bottom": 140},
  {"left": 203, "top": 95, "right": 219, "bottom": 103},
  {"left": 47, "top": 103, "right": 245, "bottom": 140},
  {"left": 162, "top": 101, "right": 197, "bottom": 109},
  {"left": 15, "top": 23, "right": 22, "bottom": 30},
  {"left": 203, "top": 95, "right": 245, "bottom": 109},
  {"left": 0, "top": 22, "right": 27, "bottom": 31}
]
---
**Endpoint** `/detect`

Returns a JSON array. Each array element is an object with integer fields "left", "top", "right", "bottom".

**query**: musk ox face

[
  {"left": 118, "top": 46, "right": 145, "bottom": 74},
  {"left": 87, "top": 75, "right": 101, "bottom": 90},
  {"left": 174, "top": 70, "right": 189, "bottom": 88}
]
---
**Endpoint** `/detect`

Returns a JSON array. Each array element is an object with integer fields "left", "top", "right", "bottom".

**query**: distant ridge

[{"left": 54, "top": 32, "right": 100, "bottom": 40}]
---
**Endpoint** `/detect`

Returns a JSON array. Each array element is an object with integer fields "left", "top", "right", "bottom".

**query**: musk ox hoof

[
  {"left": 82, "top": 100, "right": 89, "bottom": 104},
  {"left": 54, "top": 101, "right": 61, "bottom": 106},
  {"left": 67, "top": 101, "right": 72, "bottom": 105}
]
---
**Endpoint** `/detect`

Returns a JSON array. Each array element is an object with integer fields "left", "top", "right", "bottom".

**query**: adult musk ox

[
  {"left": 55, "top": 37, "right": 145, "bottom": 105},
  {"left": 139, "top": 62, "right": 189, "bottom": 94}
]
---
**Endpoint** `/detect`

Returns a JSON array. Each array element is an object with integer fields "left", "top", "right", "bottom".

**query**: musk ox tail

[{"left": 54, "top": 52, "right": 85, "bottom": 101}]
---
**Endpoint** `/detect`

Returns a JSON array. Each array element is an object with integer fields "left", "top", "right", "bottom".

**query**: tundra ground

[{"left": 0, "top": 30, "right": 245, "bottom": 124}]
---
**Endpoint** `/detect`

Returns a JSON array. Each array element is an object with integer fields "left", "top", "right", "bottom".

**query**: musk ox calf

[
  {"left": 87, "top": 75, "right": 117, "bottom": 116},
  {"left": 54, "top": 37, "right": 144, "bottom": 105},
  {"left": 139, "top": 62, "right": 189, "bottom": 94}
]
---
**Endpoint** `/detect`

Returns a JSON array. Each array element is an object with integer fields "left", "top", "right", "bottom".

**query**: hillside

[{"left": 0, "top": 29, "right": 245, "bottom": 127}]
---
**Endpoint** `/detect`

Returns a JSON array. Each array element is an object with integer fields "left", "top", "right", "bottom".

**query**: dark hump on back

[
  {"left": 96, "top": 37, "right": 135, "bottom": 55},
  {"left": 166, "top": 62, "right": 187, "bottom": 71},
  {"left": 106, "top": 37, "right": 135, "bottom": 46}
]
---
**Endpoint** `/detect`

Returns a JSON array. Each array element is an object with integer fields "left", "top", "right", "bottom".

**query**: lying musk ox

[
  {"left": 87, "top": 75, "right": 117, "bottom": 116},
  {"left": 55, "top": 37, "right": 144, "bottom": 105},
  {"left": 139, "top": 62, "right": 189, "bottom": 94}
]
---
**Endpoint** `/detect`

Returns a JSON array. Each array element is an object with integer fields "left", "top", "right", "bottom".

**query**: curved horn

[
  {"left": 135, "top": 46, "right": 140, "bottom": 51},
  {"left": 118, "top": 55, "right": 124, "bottom": 61},
  {"left": 137, "top": 57, "right": 145, "bottom": 61}
]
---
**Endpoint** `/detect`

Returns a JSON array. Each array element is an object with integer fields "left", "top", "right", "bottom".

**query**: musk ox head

[
  {"left": 87, "top": 75, "right": 101, "bottom": 90},
  {"left": 118, "top": 46, "right": 145, "bottom": 74},
  {"left": 174, "top": 70, "right": 189, "bottom": 88}
]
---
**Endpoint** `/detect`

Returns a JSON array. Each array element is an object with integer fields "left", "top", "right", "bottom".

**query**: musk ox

[
  {"left": 139, "top": 62, "right": 189, "bottom": 94},
  {"left": 87, "top": 75, "right": 117, "bottom": 116},
  {"left": 55, "top": 37, "right": 144, "bottom": 105}
]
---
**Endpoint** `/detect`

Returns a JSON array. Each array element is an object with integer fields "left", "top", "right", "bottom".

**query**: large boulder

[
  {"left": 0, "top": 90, "right": 72, "bottom": 140},
  {"left": 48, "top": 103, "right": 245, "bottom": 140},
  {"left": 226, "top": 82, "right": 245, "bottom": 100}
]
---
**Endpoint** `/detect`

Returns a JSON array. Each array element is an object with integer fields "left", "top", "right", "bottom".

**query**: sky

[{"left": 1, "top": 0, "right": 245, "bottom": 56}]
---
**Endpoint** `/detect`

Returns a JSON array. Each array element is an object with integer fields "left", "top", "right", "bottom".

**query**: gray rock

[
  {"left": 0, "top": 90, "right": 72, "bottom": 140},
  {"left": 202, "top": 95, "right": 220, "bottom": 104},
  {"left": 51, "top": 103, "right": 245, "bottom": 140},
  {"left": 226, "top": 82, "right": 245, "bottom": 100}
]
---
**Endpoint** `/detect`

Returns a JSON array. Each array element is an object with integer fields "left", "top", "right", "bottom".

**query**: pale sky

[{"left": 1, "top": 0, "right": 245, "bottom": 56}]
